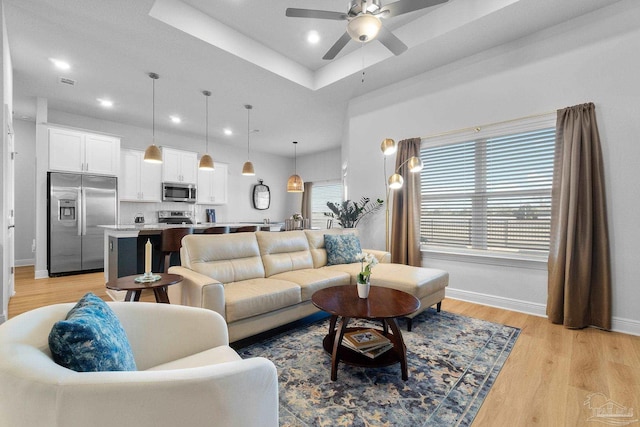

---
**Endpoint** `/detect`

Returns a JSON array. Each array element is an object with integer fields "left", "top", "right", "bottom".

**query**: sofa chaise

[{"left": 168, "top": 229, "right": 448, "bottom": 342}]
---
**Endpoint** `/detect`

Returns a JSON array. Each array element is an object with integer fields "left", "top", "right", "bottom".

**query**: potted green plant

[{"left": 324, "top": 197, "right": 384, "bottom": 228}]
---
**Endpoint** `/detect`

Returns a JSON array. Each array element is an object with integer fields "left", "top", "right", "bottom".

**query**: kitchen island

[{"left": 100, "top": 222, "right": 283, "bottom": 285}]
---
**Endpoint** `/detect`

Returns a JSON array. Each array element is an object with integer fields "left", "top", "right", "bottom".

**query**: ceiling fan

[{"left": 286, "top": 0, "right": 448, "bottom": 60}]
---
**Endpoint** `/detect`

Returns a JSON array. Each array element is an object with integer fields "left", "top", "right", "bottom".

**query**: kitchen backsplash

[{"left": 119, "top": 202, "right": 225, "bottom": 224}]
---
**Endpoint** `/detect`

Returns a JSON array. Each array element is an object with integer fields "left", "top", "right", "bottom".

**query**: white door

[{"left": 5, "top": 106, "right": 15, "bottom": 300}]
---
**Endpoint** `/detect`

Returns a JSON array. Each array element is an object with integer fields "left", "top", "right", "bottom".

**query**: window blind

[
  {"left": 311, "top": 181, "right": 342, "bottom": 229},
  {"left": 420, "top": 127, "right": 555, "bottom": 255}
]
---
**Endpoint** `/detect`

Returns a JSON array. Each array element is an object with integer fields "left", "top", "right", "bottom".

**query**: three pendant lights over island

[{"left": 141, "top": 72, "right": 305, "bottom": 193}]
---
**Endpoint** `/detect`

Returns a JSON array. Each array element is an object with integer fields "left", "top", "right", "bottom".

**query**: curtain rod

[{"left": 420, "top": 109, "right": 557, "bottom": 141}]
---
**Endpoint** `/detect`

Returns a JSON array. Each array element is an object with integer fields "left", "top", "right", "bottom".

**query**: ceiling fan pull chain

[{"left": 361, "top": 42, "right": 366, "bottom": 84}]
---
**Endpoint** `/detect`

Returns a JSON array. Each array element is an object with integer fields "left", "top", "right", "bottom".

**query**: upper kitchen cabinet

[
  {"left": 48, "top": 127, "right": 120, "bottom": 176},
  {"left": 197, "top": 162, "right": 228, "bottom": 205},
  {"left": 120, "top": 148, "right": 162, "bottom": 202},
  {"left": 162, "top": 147, "right": 197, "bottom": 184}
]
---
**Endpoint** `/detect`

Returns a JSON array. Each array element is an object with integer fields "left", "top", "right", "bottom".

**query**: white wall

[
  {"left": 296, "top": 148, "right": 341, "bottom": 183},
  {"left": 345, "top": 1, "right": 640, "bottom": 333},
  {"left": 13, "top": 118, "right": 35, "bottom": 265},
  {"left": 32, "top": 109, "right": 296, "bottom": 277}
]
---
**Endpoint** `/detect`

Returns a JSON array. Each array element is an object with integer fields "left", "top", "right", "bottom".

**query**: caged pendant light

[
  {"left": 286, "top": 141, "right": 304, "bottom": 192},
  {"left": 242, "top": 104, "right": 255, "bottom": 176},
  {"left": 143, "top": 72, "right": 163, "bottom": 163},
  {"left": 198, "top": 90, "right": 215, "bottom": 170}
]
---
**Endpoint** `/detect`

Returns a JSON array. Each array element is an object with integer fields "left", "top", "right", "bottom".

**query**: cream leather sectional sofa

[{"left": 168, "top": 229, "right": 448, "bottom": 342}]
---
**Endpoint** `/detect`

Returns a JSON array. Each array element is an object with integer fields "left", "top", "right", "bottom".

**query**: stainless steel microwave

[{"left": 162, "top": 182, "right": 197, "bottom": 203}]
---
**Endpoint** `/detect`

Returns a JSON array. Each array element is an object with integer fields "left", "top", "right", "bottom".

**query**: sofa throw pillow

[
  {"left": 325, "top": 233, "right": 362, "bottom": 265},
  {"left": 48, "top": 292, "right": 137, "bottom": 372}
]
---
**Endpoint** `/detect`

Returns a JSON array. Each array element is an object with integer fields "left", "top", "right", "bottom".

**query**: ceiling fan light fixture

[{"left": 347, "top": 14, "right": 381, "bottom": 42}]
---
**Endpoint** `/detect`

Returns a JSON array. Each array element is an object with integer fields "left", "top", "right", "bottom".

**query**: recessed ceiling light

[
  {"left": 97, "top": 98, "right": 113, "bottom": 108},
  {"left": 307, "top": 31, "right": 320, "bottom": 44},
  {"left": 49, "top": 58, "right": 70, "bottom": 70},
  {"left": 170, "top": 115, "right": 181, "bottom": 124},
  {"left": 223, "top": 128, "right": 233, "bottom": 136}
]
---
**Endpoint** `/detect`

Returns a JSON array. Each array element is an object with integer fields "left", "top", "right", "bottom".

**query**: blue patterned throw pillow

[
  {"left": 325, "top": 234, "right": 362, "bottom": 265},
  {"left": 48, "top": 292, "right": 137, "bottom": 372}
]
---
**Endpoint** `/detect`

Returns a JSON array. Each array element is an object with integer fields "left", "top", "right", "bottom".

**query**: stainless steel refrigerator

[{"left": 47, "top": 172, "right": 118, "bottom": 276}]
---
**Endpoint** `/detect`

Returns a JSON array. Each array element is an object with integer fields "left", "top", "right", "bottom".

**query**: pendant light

[
  {"left": 198, "top": 90, "right": 215, "bottom": 170},
  {"left": 287, "top": 141, "right": 304, "bottom": 192},
  {"left": 143, "top": 72, "right": 162, "bottom": 163},
  {"left": 242, "top": 104, "right": 255, "bottom": 176}
]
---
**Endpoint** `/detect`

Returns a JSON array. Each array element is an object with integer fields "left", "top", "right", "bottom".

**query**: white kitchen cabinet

[
  {"left": 120, "top": 149, "right": 161, "bottom": 202},
  {"left": 197, "top": 162, "right": 228, "bottom": 205},
  {"left": 48, "top": 127, "right": 120, "bottom": 176},
  {"left": 162, "top": 147, "right": 197, "bottom": 184}
]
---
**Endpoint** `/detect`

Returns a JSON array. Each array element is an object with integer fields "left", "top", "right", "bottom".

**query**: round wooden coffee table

[
  {"left": 106, "top": 273, "right": 183, "bottom": 304},
  {"left": 312, "top": 285, "right": 420, "bottom": 381}
]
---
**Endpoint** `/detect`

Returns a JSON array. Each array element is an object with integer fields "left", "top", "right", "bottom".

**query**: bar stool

[
  {"left": 233, "top": 225, "right": 258, "bottom": 233},
  {"left": 160, "top": 227, "right": 194, "bottom": 273},
  {"left": 203, "top": 226, "right": 230, "bottom": 234}
]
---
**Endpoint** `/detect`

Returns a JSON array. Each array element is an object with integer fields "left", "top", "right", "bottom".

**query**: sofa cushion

[
  {"left": 256, "top": 231, "right": 313, "bottom": 277},
  {"left": 327, "top": 263, "right": 449, "bottom": 299},
  {"left": 147, "top": 345, "right": 241, "bottom": 371},
  {"left": 224, "top": 278, "right": 302, "bottom": 323},
  {"left": 270, "top": 269, "right": 350, "bottom": 300},
  {"left": 305, "top": 229, "right": 359, "bottom": 268},
  {"left": 324, "top": 233, "right": 362, "bottom": 265},
  {"left": 182, "top": 233, "right": 265, "bottom": 282},
  {"left": 48, "top": 292, "right": 137, "bottom": 372}
]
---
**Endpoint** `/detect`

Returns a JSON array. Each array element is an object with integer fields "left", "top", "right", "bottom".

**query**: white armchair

[{"left": 0, "top": 302, "right": 278, "bottom": 427}]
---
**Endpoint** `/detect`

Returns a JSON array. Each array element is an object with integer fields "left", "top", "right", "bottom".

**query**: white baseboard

[
  {"left": 446, "top": 287, "right": 547, "bottom": 317},
  {"left": 611, "top": 317, "right": 640, "bottom": 336},
  {"left": 15, "top": 259, "right": 35, "bottom": 267},
  {"left": 35, "top": 269, "right": 49, "bottom": 279},
  {"left": 446, "top": 287, "right": 640, "bottom": 336}
]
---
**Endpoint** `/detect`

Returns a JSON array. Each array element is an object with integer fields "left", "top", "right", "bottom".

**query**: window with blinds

[
  {"left": 311, "top": 181, "right": 343, "bottom": 229},
  {"left": 420, "top": 126, "right": 555, "bottom": 256}
]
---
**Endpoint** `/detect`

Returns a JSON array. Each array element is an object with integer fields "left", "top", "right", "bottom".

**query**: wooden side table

[
  {"left": 312, "top": 285, "right": 420, "bottom": 381},
  {"left": 106, "top": 273, "right": 183, "bottom": 304}
]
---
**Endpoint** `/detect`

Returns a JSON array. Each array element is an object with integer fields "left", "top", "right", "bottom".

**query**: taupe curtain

[
  {"left": 391, "top": 138, "right": 421, "bottom": 266},
  {"left": 547, "top": 103, "right": 611, "bottom": 330},
  {"left": 301, "top": 182, "right": 312, "bottom": 220}
]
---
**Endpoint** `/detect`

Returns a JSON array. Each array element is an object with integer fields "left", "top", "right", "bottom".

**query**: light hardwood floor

[{"left": 8, "top": 266, "right": 640, "bottom": 426}]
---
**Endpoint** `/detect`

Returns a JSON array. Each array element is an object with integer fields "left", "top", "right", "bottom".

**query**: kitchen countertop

[{"left": 99, "top": 222, "right": 284, "bottom": 232}]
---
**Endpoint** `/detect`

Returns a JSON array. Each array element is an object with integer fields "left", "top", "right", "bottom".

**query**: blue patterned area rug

[{"left": 237, "top": 308, "right": 520, "bottom": 427}]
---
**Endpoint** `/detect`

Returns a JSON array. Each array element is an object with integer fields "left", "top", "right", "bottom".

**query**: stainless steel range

[{"left": 158, "top": 210, "right": 195, "bottom": 225}]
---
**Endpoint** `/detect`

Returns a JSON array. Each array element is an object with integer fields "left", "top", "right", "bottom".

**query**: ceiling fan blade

[
  {"left": 285, "top": 8, "right": 347, "bottom": 20},
  {"left": 323, "top": 32, "right": 352, "bottom": 60},
  {"left": 377, "top": 26, "right": 408, "bottom": 56},
  {"left": 380, "top": 0, "right": 448, "bottom": 18}
]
